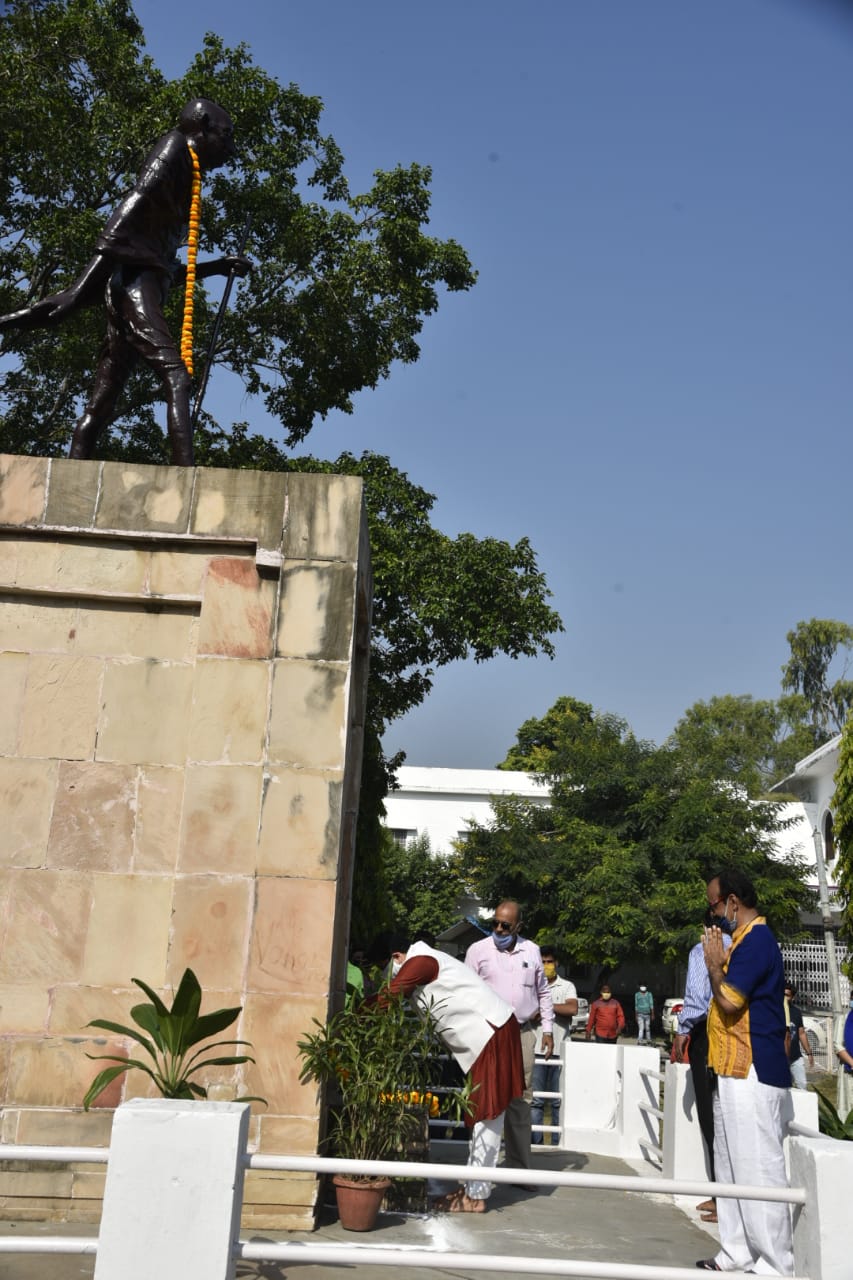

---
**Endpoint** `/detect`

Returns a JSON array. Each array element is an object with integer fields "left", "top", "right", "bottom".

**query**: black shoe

[{"left": 695, "top": 1262, "right": 722, "bottom": 1272}]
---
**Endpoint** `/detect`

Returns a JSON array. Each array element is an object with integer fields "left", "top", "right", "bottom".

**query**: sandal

[
  {"left": 448, "top": 1193, "right": 486, "bottom": 1213},
  {"left": 695, "top": 1262, "right": 722, "bottom": 1271},
  {"left": 696, "top": 1199, "right": 716, "bottom": 1213},
  {"left": 430, "top": 1191, "right": 463, "bottom": 1213}
]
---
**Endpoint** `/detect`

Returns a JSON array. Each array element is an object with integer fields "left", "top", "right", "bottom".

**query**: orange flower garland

[{"left": 181, "top": 142, "right": 202, "bottom": 376}]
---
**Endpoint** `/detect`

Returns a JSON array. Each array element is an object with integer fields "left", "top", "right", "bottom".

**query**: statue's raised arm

[{"left": 0, "top": 98, "right": 251, "bottom": 466}]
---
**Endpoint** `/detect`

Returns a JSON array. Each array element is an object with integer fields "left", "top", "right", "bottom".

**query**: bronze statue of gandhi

[{"left": 0, "top": 98, "right": 251, "bottom": 466}]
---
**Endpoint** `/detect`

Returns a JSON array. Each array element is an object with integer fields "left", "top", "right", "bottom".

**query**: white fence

[
  {"left": 4, "top": 1040, "right": 851, "bottom": 1279},
  {"left": 0, "top": 1098, "right": 820, "bottom": 1280}
]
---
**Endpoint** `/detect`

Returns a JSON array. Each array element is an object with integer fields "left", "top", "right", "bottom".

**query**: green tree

[
  {"left": 781, "top": 619, "right": 853, "bottom": 745},
  {"left": 833, "top": 712, "right": 853, "bottom": 978},
  {"left": 0, "top": 0, "right": 476, "bottom": 454},
  {"left": 382, "top": 832, "right": 469, "bottom": 940},
  {"left": 669, "top": 694, "right": 786, "bottom": 794},
  {"left": 498, "top": 695, "right": 596, "bottom": 773},
  {"left": 466, "top": 697, "right": 810, "bottom": 968}
]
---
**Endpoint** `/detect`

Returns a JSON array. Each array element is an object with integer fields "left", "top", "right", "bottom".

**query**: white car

[{"left": 661, "top": 997, "right": 684, "bottom": 1039}]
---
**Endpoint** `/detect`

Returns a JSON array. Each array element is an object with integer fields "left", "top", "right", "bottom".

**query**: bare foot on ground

[{"left": 430, "top": 1190, "right": 487, "bottom": 1214}]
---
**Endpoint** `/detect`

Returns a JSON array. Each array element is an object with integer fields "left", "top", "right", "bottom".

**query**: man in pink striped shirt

[{"left": 465, "top": 900, "right": 554, "bottom": 1176}]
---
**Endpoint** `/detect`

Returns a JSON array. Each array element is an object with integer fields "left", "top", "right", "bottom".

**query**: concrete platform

[{"left": 0, "top": 1148, "right": 719, "bottom": 1278}]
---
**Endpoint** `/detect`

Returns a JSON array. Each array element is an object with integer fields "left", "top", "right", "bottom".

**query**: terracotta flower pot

[{"left": 332, "top": 1174, "right": 392, "bottom": 1231}]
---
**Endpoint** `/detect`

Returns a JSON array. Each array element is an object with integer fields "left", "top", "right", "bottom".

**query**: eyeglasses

[
  {"left": 707, "top": 897, "right": 724, "bottom": 910},
  {"left": 490, "top": 919, "right": 515, "bottom": 932}
]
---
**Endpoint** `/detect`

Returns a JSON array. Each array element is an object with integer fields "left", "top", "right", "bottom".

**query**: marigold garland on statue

[{"left": 181, "top": 143, "right": 202, "bottom": 375}]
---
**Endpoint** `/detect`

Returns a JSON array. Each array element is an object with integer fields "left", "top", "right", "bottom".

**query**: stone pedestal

[{"left": 0, "top": 454, "right": 371, "bottom": 1228}]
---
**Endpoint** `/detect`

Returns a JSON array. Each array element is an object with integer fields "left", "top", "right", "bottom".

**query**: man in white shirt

[{"left": 531, "top": 945, "right": 577, "bottom": 1144}]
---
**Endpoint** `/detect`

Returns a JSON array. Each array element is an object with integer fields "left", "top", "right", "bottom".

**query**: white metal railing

[
  {"left": 0, "top": 1138, "right": 813, "bottom": 1279},
  {"left": 638, "top": 1063, "right": 663, "bottom": 1166},
  {"left": 0, "top": 1140, "right": 811, "bottom": 1201},
  {"left": 243, "top": 1153, "right": 808, "bottom": 1201},
  {"left": 788, "top": 1120, "right": 822, "bottom": 1140},
  {"left": 234, "top": 1241, "right": 807, "bottom": 1280},
  {"left": 530, "top": 1051, "right": 562, "bottom": 1142},
  {"left": 421, "top": 1052, "right": 566, "bottom": 1145}
]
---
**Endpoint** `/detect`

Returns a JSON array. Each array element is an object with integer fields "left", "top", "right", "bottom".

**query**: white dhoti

[
  {"left": 713, "top": 1069, "right": 794, "bottom": 1276},
  {"left": 467, "top": 1114, "right": 505, "bottom": 1199},
  {"left": 425, "top": 1114, "right": 506, "bottom": 1202}
]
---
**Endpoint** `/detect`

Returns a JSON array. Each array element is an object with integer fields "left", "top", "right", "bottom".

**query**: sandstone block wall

[{"left": 0, "top": 454, "right": 371, "bottom": 1228}]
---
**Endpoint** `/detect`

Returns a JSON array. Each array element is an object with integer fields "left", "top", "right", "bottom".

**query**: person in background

[
  {"left": 585, "top": 983, "right": 625, "bottom": 1043},
  {"left": 696, "top": 869, "right": 793, "bottom": 1275},
  {"left": 346, "top": 951, "right": 365, "bottom": 996},
  {"left": 783, "top": 981, "right": 813, "bottom": 1090},
  {"left": 531, "top": 945, "right": 577, "bottom": 1144},
  {"left": 465, "top": 901, "right": 554, "bottom": 1178},
  {"left": 671, "top": 907, "right": 731, "bottom": 1223},
  {"left": 634, "top": 984, "right": 655, "bottom": 1043}
]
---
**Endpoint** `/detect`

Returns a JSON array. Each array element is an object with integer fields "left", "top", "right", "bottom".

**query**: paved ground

[{"left": 0, "top": 1146, "right": 719, "bottom": 1279}]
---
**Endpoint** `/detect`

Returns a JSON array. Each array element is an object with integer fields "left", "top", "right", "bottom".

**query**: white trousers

[
  {"left": 713, "top": 1070, "right": 794, "bottom": 1275},
  {"left": 467, "top": 1113, "right": 505, "bottom": 1199},
  {"left": 426, "top": 1113, "right": 505, "bottom": 1202},
  {"left": 788, "top": 1057, "right": 807, "bottom": 1090}
]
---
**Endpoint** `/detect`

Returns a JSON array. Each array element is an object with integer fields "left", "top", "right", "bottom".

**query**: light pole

[{"left": 811, "top": 824, "right": 846, "bottom": 1106}]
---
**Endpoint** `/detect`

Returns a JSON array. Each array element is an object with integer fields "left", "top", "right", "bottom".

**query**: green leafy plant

[
  {"left": 83, "top": 968, "right": 265, "bottom": 1109},
  {"left": 297, "top": 990, "right": 473, "bottom": 1181},
  {"left": 813, "top": 1085, "right": 853, "bottom": 1140}
]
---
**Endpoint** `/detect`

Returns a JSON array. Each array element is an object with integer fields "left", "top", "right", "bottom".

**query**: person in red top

[
  {"left": 585, "top": 984, "right": 626, "bottom": 1042},
  {"left": 381, "top": 938, "right": 524, "bottom": 1213}
]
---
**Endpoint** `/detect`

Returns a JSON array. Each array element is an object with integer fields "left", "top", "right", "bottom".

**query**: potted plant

[
  {"left": 82, "top": 967, "right": 265, "bottom": 1107},
  {"left": 298, "top": 989, "right": 471, "bottom": 1230}
]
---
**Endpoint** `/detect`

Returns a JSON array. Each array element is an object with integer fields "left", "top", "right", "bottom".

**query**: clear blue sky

[{"left": 132, "top": 0, "right": 853, "bottom": 767}]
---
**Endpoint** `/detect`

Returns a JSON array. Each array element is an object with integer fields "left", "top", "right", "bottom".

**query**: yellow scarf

[{"left": 707, "top": 915, "right": 764, "bottom": 1078}]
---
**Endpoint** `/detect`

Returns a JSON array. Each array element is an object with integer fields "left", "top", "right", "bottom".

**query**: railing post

[
  {"left": 620, "top": 1045, "right": 661, "bottom": 1160},
  {"left": 93, "top": 1100, "right": 250, "bottom": 1280},
  {"left": 788, "top": 1131, "right": 853, "bottom": 1280},
  {"left": 661, "top": 1061, "right": 708, "bottom": 1182}
]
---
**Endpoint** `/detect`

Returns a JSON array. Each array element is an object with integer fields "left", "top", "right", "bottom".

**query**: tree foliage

[
  {"left": 669, "top": 694, "right": 797, "bottom": 795},
  {"left": 381, "top": 832, "right": 469, "bottom": 941},
  {"left": 781, "top": 619, "right": 853, "bottom": 744},
  {"left": 0, "top": 0, "right": 476, "bottom": 454},
  {"left": 664, "top": 620, "right": 853, "bottom": 798},
  {"left": 466, "top": 696, "right": 810, "bottom": 968}
]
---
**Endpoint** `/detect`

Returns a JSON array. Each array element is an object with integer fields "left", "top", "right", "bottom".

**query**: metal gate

[{"left": 779, "top": 941, "right": 849, "bottom": 1010}]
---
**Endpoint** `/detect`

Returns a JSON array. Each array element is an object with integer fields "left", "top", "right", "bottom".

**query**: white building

[
  {"left": 770, "top": 734, "right": 841, "bottom": 894},
  {"left": 382, "top": 765, "right": 549, "bottom": 855}
]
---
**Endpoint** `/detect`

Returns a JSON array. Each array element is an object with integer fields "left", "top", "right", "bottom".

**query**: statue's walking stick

[{"left": 190, "top": 213, "right": 252, "bottom": 432}]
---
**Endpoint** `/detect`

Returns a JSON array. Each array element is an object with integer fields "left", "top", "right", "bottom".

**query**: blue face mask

[
  {"left": 715, "top": 913, "right": 734, "bottom": 935},
  {"left": 492, "top": 930, "right": 515, "bottom": 950}
]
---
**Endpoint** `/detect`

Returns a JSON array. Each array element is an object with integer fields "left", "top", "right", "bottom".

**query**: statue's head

[{"left": 178, "top": 98, "right": 236, "bottom": 169}]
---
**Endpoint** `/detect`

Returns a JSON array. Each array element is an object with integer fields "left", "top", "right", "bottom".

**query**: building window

[
  {"left": 390, "top": 828, "right": 417, "bottom": 848},
  {"left": 824, "top": 811, "right": 836, "bottom": 864}
]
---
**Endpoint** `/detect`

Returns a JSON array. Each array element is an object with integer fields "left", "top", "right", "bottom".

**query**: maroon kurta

[{"left": 388, "top": 954, "right": 524, "bottom": 1124}]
